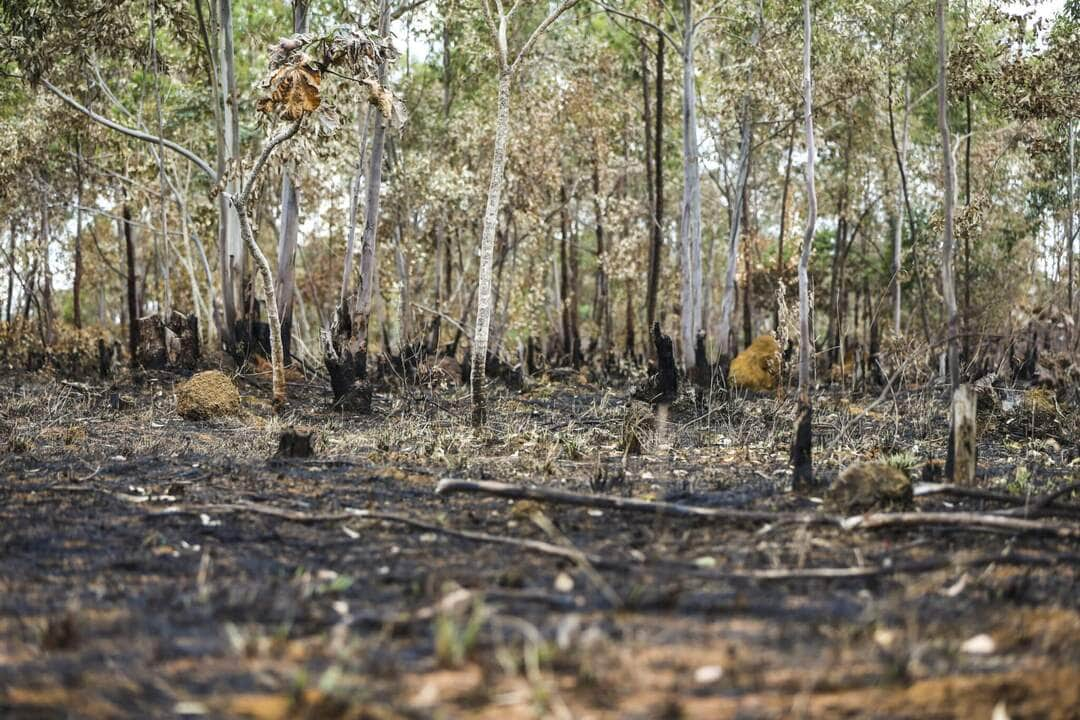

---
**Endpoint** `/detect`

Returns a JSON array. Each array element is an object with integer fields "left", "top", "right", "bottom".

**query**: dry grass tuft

[
  {"left": 729, "top": 335, "right": 781, "bottom": 391},
  {"left": 176, "top": 371, "right": 242, "bottom": 421}
]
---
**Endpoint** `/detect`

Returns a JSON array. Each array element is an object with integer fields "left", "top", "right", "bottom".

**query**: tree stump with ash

[
  {"left": 950, "top": 384, "right": 977, "bottom": 485},
  {"left": 633, "top": 322, "right": 678, "bottom": 405},
  {"left": 276, "top": 427, "right": 316, "bottom": 458},
  {"left": 136, "top": 312, "right": 199, "bottom": 370}
]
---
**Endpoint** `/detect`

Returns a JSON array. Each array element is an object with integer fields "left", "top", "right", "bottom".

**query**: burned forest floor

[{"left": 2, "top": 363, "right": 1080, "bottom": 719}]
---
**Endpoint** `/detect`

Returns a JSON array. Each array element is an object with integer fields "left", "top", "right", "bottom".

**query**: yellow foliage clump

[{"left": 729, "top": 334, "right": 781, "bottom": 391}]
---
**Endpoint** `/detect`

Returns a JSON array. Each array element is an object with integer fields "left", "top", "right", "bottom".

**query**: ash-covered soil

[{"left": 1, "top": 368, "right": 1079, "bottom": 719}]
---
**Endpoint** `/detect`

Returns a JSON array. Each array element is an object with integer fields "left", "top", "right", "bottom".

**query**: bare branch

[
  {"left": 596, "top": 1, "right": 682, "bottom": 52},
  {"left": 42, "top": 79, "right": 217, "bottom": 183},
  {"left": 511, "top": 0, "right": 581, "bottom": 70},
  {"left": 235, "top": 119, "right": 303, "bottom": 206},
  {"left": 391, "top": 0, "right": 431, "bottom": 20}
]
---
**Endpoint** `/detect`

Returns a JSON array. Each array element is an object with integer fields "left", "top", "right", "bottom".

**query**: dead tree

[{"left": 652, "top": 322, "right": 678, "bottom": 403}]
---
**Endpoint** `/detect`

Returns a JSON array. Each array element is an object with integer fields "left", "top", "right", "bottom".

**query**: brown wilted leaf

[
  {"left": 257, "top": 63, "right": 322, "bottom": 120},
  {"left": 361, "top": 77, "right": 393, "bottom": 120}
]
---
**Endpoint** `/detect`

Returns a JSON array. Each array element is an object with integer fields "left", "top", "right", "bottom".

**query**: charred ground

[{"left": 1, "top": 366, "right": 1079, "bottom": 719}]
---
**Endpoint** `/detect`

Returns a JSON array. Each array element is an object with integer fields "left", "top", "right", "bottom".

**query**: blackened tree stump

[{"left": 276, "top": 427, "right": 316, "bottom": 458}]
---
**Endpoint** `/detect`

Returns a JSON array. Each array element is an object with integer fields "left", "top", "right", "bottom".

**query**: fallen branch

[
  {"left": 846, "top": 511, "right": 1080, "bottom": 538},
  {"left": 152, "top": 501, "right": 601, "bottom": 566},
  {"left": 916, "top": 481, "right": 1080, "bottom": 520},
  {"left": 436, "top": 478, "right": 837, "bottom": 526},
  {"left": 146, "top": 500, "right": 1080, "bottom": 584}
]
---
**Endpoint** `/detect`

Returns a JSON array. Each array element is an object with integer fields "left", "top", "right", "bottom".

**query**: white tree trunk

[
  {"left": 236, "top": 207, "right": 286, "bottom": 407},
  {"left": 937, "top": 0, "right": 959, "bottom": 390},
  {"left": 218, "top": 0, "right": 243, "bottom": 328},
  {"left": 717, "top": 1, "right": 762, "bottom": 360},
  {"left": 275, "top": 0, "right": 308, "bottom": 349},
  {"left": 470, "top": 69, "right": 513, "bottom": 426},
  {"left": 791, "top": 0, "right": 817, "bottom": 489},
  {"left": 341, "top": 107, "right": 372, "bottom": 305},
  {"left": 232, "top": 119, "right": 302, "bottom": 410},
  {"left": 717, "top": 102, "right": 753, "bottom": 360},
  {"left": 678, "top": 0, "right": 703, "bottom": 370},
  {"left": 892, "top": 79, "right": 910, "bottom": 336},
  {"left": 1067, "top": 119, "right": 1074, "bottom": 316},
  {"left": 798, "top": 0, "right": 817, "bottom": 401}
]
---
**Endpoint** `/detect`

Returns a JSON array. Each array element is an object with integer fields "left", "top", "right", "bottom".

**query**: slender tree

[
  {"left": 791, "top": 0, "right": 817, "bottom": 490},
  {"left": 716, "top": 0, "right": 763, "bottom": 366},
  {"left": 1068, "top": 120, "right": 1075, "bottom": 316},
  {"left": 72, "top": 137, "right": 83, "bottom": 330},
  {"left": 275, "top": 0, "right": 310, "bottom": 364},
  {"left": 4, "top": 221, "right": 14, "bottom": 324},
  {"left": 937, "top": 0, "right": 959, "bottom": 390},
  {"left": 230, "top": 119, "right": 302, "bottom": 410},
  {"left": 469, "top": 0, "right": 579, "bottom": 427}
]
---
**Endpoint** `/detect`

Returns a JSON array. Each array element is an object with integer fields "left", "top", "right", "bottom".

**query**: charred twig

[
  {"left": 845, "top": 511, "right": 1080, "bottom": 538},
  {"left": 436, "top": 478, "right": 838, "bottom": 526},
  {"left": 139, "top": 498, "right": 1080, "bottom": 587},
  {"left": 1031, "top": 480, "right": 1080, "bottom": 511},
  {"left": 916, "top": 481, "right": 1080, "bottom": 520},
  {"left": 147, "top": 500, "right": 1080, "bottom": 586},
  {"left": 151, "top": 500, "right": 605, "bottom": 566}
]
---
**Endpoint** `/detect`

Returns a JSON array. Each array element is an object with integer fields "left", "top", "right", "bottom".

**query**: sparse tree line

[{"left": 1, "top": 0, "right": 1077, "bottom": 480}]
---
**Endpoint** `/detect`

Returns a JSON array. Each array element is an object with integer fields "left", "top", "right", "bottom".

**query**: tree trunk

[
  {"left": 325, "top": 2, "right": 390, "bottom": 410},
  {"left": 73, "top": 138, "right": 83, "bottom": 330},
  {"left": 5, "top": 220, "right": 14, "bottom": 323},
  {"left": 678, "top": 0, "right": 703, "bottom": 371},
  {"left": 233, "top": 120, "right": 301, "bottom": 410},
  {"left": 890, "top": 78, "right": 910, "bottom": 336},
  {"left": 430, "top": 17, "right": 453, "bottom": 352},
  {"left": 274, "top": 0, "right": 309, "bottom": 366},
  {"left": 825, "top": 127, "right": 852, "bottom": 370},
  {"left": 887, "top": 62, "right": 932, "bottom": 345},
  {"left": 470, "top": 69, "right": 512, "bottom": 426},
  {"left": 717, "top": 99, "right": 753, "bottom": 361},
  {"left": 962, "top": 0, "right": 972, "bottom": 360},
  {"left": 559, "top": 182, "right": 572, "bottom": 360},
  {"left": 774, "top": 120, "right": 795, "bottom": 333},
  {"left": 195, "top": 0, "right": 228, "bottom": 341},
  {"left": 217, "top": 0, "right": 242, "bottom": 338},
  {"left": 22, "top": 256, "right": 37, "bottom": 322},
  {"left": 340, "top": 106, "right": 372, "bottom": 304},
  {"left": 717, "top": 0, "right": 762, "bottom": 361},
  {"left": 741, "top": 186, "right": 753, "bottom": 350},
  {"left": 123, "top": 201, "right": 139, "bottom": 365},
  {"left": 792, "top": 0, "right": 817, "bottom": 491},
  {"left": 150, "top": 0, "right": 172, "bottom": 320},
  {"left": 39, "top": 192, "right": 54, "bottom": 346},
  {"left": 645, "top": 31, "right": 665, "bottom": 343},
  {"left": 1068, "top": 120, "right": 1075, "bottom": 319},
  {"left": 352, "top": 110, "right": 388, "bottom": 360},
  {"left": 937, "top": 0, "right": 959, "bottom": 391},
  {"left": 640, "top": 37, "right": 654, "bottom": 356}
]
